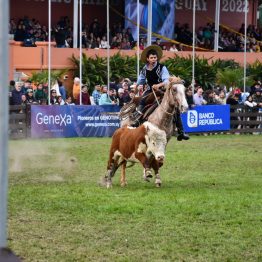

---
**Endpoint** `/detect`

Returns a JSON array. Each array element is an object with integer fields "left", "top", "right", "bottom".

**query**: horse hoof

[
  {"left": 121, "top": 181, "right": 127, "bottom": 187},
  {"left": 155, "top": 183, "right": 161, "bottom": 188}
]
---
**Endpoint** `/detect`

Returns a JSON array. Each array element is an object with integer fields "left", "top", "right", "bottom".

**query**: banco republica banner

[
  {"left": 31, "top": 105, "right": 121, "bottom": 138},
  {"left": 181, "top": 105, "right": 230, "bottom": 133}
]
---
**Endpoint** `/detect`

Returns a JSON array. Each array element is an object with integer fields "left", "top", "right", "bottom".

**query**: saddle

[{"left": 119, "top": 90, "right": 165, "bottom": 126}]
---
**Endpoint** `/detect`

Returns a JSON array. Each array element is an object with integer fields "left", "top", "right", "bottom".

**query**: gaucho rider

[{"left": 132, "top": 45, "right": 189, "bottom": 141}]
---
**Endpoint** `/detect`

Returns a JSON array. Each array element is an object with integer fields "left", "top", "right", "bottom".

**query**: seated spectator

[
  {"left": 154, "top": 38, "right": 162, "bottom": 48},
  {"left": 22, "top": 38, "right": 36, "bottom": 47},
  {"left": 169, "top": 43, "right": 178, "bottom": 52},
  {"left": 76, "top": 84, "right": 91, "bottom": 105},
  {"left": 56, "top": 96, "right": 65, "bottom": 105},
  {"left": 65, "top": 95, "right": 75, "bottom": 105},
  {"left": 100, "top": 35, "right": 109, "bottom": 49}
]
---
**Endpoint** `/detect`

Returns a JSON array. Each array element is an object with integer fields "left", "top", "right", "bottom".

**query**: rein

[{"left": 152, "top": 87, "right": 175, "bottom": 116}]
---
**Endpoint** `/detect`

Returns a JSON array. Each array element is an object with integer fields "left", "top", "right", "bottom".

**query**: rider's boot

[{"left": 174, "top": 111, "right": 190, "bottom": 141}]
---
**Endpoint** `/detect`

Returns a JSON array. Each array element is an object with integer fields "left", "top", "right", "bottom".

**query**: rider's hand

[{"left": 152, "top": 84, "right": 159, "bottom": 90}]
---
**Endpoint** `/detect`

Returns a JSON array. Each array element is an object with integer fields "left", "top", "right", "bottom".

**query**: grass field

[{"left": 8, "top": 135, "right": 262, "bottom": 262}]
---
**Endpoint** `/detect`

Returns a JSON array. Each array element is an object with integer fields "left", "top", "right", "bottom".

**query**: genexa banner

[
  {"left": 181, "top": 105, "right": 230, "bottom": 133},
  {"left": 31, "top": 105, "right": 121, "bottom": 138}
]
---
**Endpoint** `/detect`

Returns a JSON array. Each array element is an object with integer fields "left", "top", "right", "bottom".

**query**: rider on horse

[{"left": 132, "top": 45, "right": 189, "bottom": 141}]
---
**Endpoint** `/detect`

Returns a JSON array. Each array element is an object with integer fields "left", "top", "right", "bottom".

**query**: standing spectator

[
  {"left": 226, "top": 92, "right": 240, "bottom": 129},
  {"left": 72, "top": 77, "right": 81, "bottom": 101},
  {"left": 117, "top": 88, "right": 125, "bottom": 107},
  {"left": 9, "top": 80, "right": 16, "bottom": 92},
  {"left": 10, "top": 82, "right": 23, "bottom": 105},
  {"left": 193, "top": 87, "right": 205, "bottom": 105},
  {"left": 76, "top": 85, "right": 91, "bottom": 105},
  {"left": 34, "top": 83, "right": 47, "bottom": 104},
  {"left": 58, "top": 79, "right": 66, "bottom": 100},
  {"left": 26, "top": 89, "right": 37, "bottom": 104},
  {"left": 204, "top": 90, "right": 218, "bottom": 105},
  {"left": 216, "top": 90, "right": 227, "bottom": 105},
  {"left": 54, "top": 25, "right": 66, "bottom": 48},
  {"left": 92, "top": 84, "right": 101, "bottom": 105},
  {"left": 99, "top": 86, "right": 116, "bottom": 105},
  {"left": 126, "top": 27, "right": 134, "bottom": 44},
  {"left": 109, "top": 88, "right": 117, "bottom": 103},
  {"left": 50, "top": 88, "right": 58, "bottom": 105},
  {"left": 252, "top": 89, "right": 262, "bottom": 108},
  {"left": 21, "top": 80, "right": 32, "bottom": 95},
  {"left": 185, "top": 87, "right": 195, "bottom": 109}
]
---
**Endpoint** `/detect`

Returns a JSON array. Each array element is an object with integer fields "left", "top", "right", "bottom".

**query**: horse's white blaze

[{"left": 175, "top": 83, "right": 188, "bottom": 112}]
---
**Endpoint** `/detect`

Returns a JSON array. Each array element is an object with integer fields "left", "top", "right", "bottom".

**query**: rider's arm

[{"left": 135, "top": 69, "right": 146, "bottom": 94}]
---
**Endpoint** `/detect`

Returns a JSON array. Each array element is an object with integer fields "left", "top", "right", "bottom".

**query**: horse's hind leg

[{"left": 120, "top": 161, "right": 127, "bottom": 187}]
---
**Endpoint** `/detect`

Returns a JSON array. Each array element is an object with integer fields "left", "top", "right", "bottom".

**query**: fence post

[{"left": 0, "top": 0, "right": 20, "bottom": 260}]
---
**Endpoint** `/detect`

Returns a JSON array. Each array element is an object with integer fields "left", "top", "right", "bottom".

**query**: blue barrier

[
  {"left": 181, "top": 105, "right": 230, "bottom": 133},
  {"left": 31, "top": 105, "right": 121, "bottom": 138},
  {"left": 31, "top": 105, "right": 230, "bottom": 138}
]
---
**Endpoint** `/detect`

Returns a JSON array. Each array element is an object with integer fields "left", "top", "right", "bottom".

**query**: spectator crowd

[{"left": 9, "top": 15, "right": 262, "bottom": 52}]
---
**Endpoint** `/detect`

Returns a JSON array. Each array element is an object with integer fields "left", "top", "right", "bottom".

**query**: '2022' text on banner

[
  {"left": 31, "top": 105, "right": 121, "bottom": 138},
  {"left": 181, "top": 105, "right": 230, "bottom": 133}
]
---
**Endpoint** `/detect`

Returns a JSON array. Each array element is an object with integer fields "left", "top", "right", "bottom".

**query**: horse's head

[{"left": 167, "top": 76, "right": 188, "bottom": 112}]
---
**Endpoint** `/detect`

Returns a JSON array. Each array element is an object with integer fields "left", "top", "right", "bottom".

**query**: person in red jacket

[{"left": 76, "top": 85, "right": 91, "bottom": 105}]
